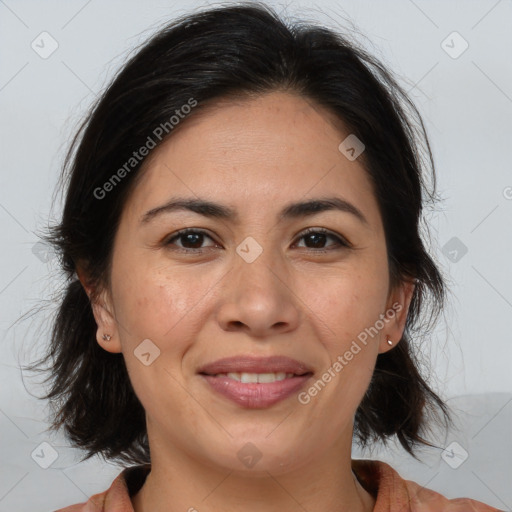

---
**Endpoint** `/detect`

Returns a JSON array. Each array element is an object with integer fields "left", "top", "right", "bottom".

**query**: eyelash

[{"left": 164, "top": 227, "right": 351, "bottom": 253}]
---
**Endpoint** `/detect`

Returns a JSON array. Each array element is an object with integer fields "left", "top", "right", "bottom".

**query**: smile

[
  {"left": 200, "top": 372, "right": 313, "bottom": 408},
  {"left": 212, "top": 372, "right": 295, "bottom": 383}
]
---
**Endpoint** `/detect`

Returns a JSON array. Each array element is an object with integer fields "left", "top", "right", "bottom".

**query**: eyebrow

[{"left": 140, "top": 196, "right": 369, "bottom": 226}]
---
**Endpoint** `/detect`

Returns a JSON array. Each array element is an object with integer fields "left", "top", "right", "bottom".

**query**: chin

[{"left": 200, "top": 436, "right": 310, "bottom": 477}]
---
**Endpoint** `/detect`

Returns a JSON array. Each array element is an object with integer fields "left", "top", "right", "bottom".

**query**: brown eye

[
  {"left": 295, "top": 228, "right": 350, "bottom": 250},
  {"left": 165, "top": 229, "right": 218, "bottom": 251}
]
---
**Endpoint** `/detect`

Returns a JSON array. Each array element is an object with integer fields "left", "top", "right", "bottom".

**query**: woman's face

[{"left": 90, "top": 91, "right": 413, "bottom": 474}]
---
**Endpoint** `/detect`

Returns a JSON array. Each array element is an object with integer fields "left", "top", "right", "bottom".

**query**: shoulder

[
  {"left": 54, "top": 491, "right": 106, "bottom": 512},
  {"left": 402, "top": 475, "right": 502, "bottom": 512},
  {"left": 54, "top": 465, "right": 150, "bottom": 512},
  {"left": 352, "top": 459, "right": 504, "bottom": 512},
  {"left": 54, "top": 483, "right": 112, "bottom": 512}
]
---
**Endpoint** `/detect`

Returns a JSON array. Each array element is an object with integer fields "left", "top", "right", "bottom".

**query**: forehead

[{"left": 124, "top": 91, "right": 380, "bottom": 228}]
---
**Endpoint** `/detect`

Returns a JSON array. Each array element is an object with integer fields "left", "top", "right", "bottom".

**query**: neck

[{"left": 132, "top": 434, "right": 375, "bottom": 512}]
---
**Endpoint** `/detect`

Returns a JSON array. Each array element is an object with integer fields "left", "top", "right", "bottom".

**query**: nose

[{"left": 215, "top": 247, "right": 300, "bottom": 337}]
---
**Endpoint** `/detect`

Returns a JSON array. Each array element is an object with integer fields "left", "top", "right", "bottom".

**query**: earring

[
  {"left": 102, "top": 333, "right": 112, "bottom": 341},
  {"left": 387, "top": 337, "right": 393, "bottom": 346}
]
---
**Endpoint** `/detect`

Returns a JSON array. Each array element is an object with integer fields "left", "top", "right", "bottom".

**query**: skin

[{"left": 79, "top": 90, "right": 414, "bottom": 512}]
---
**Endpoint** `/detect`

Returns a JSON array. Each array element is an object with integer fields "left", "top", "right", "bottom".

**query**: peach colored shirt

[{"left": 55, "top": 459, "right": 504, "bottom": 511}]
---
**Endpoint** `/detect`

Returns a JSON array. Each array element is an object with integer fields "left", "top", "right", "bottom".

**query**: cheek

[
  {"left": 304, "top": 264, "right": 389, "bottom": 346},
  {"left": 110, "top": 266, "right": 207, "bottom": 410},
  {"left": 299, "top": 265, "right": 388, "bottom": 402},
  {"left": 112, "top": 260, "right": 208, "bottom": 344}
]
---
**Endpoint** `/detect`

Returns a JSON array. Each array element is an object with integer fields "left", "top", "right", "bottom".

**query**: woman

[{"left": 34, "top": 2, "right": 502, "bottom": 511}]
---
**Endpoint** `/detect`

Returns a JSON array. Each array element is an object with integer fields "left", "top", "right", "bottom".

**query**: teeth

[
  {"left": 240, "top": 372, "right": 259, "bottom": 383},
  {"left": 215, "top": 372, "right": 295, "bottom": 383},
  {"left": 256, "top": 372, "right": 284, "bottom": 383}
]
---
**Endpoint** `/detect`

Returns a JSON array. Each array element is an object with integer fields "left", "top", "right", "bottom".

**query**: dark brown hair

[{"left": 28, "top": 1, "right": 452, "bottom": 465}]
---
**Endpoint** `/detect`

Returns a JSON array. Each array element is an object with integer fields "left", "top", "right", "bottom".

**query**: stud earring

[
  {"left": 387, "top": 337, "right": 393, "bottom": 346},
  {"left": 102, "top": 333, "right": 112, "bottom": 341}
]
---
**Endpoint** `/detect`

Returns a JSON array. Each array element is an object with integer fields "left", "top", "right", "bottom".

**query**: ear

[
  {"left": 76, "top": 263, "right": 122, "bottom": 354},
  {"left": 378, "top": 278, "right": 416, "bottom": 354}
]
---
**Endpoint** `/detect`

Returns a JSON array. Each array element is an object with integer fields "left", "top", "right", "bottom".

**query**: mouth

[
  {"left": 197, "top": 354, "right": 313, "bottom": 376},
  {"left": 199, "top": 371, "right": 312, "bottom": 383},
  {"left": 197, "top": 355, "right": 314, "bottom": 408}
]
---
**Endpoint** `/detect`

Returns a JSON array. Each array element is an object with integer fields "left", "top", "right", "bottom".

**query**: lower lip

[{"left": 200, "top": 374, "right": 312, "bottom": 408}]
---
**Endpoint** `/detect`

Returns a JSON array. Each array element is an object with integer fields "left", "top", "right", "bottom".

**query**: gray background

[{"left": 1, "top": 0, "right": 511, "bottom": 510}]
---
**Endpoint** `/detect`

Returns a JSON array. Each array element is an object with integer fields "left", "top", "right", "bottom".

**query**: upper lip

[{"left": 197, "top": 355, "right": 313, "bottom": 376}]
